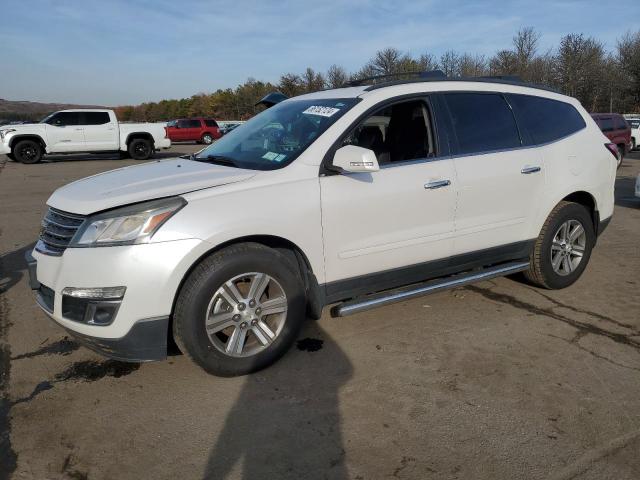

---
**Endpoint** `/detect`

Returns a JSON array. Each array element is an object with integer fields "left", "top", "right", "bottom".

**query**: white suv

[{"left": 27, "top": 76, "right": 617, "bottom": 376}]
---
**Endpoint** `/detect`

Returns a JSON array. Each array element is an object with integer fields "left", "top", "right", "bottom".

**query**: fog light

[
  {"left": 61, "top": 287, "right": 125, "bottom": 326},
  {"left": 61, "top": 286, "right": 126, "bottom": 299}
]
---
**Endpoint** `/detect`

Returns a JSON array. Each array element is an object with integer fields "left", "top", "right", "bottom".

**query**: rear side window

[
  {"left": 508, "top": 95, "right": 586, "bottom": 144},
  {"left": 188, "top": 120, "right": 201, "bottom": 128},
  {"left": 445, "top": 93, "right": 521, "bottom": 154},
  {"left": 82, "top": 112, "right": 111, "bottom": 125},
  {"left": 599, "top": 117, "right": 614, "bottom": 132},
  {"left": 614, "top": 116, "right": 628, "bottom": 130},
  {"left": 204, "top": 119, "right": 218, "bottom": 127},
  {"left": 444, "top": 93, "right": 521, "bottom": 155}
]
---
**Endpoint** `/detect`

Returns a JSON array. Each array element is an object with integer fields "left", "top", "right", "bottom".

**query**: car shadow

[
  {"left": 203, "top": 321, "right": 353, "bottom": 480},
  {"left": 0, "top": 243, "right": 35, "bottom": 295}
]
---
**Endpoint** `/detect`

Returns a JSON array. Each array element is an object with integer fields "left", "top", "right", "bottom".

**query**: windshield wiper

[{"left": 194, "top": 154, "right": 238, "bottom": 168}]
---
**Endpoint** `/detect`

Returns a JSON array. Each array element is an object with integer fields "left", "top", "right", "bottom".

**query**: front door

[
  {"left": 320, "top": 98, "right": 457, "bottom": 294},
  {"left": 44, "top": 112, "right": 85, "bottom": 152}
]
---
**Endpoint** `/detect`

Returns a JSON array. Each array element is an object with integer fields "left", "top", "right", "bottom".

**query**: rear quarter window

[
  {"left": 508, "top": 94, "right": 586, "bottom": 144},
  {"left": 204, "top": 119, "right": 218, "bottom": 127}
]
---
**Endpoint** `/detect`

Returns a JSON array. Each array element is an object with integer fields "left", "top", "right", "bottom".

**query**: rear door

[
  {"left": 43, "top": 112, "right": 85, "bottom": 151},
  {"left": 81, "top": 111, "right": 118, "bottom": 150},
  {"left": 442, "top": 92, "right": 545, "bottom": 255}
]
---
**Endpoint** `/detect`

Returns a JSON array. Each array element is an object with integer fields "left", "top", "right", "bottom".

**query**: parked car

[
  {"left": 27, "top": 76, "right": 616, "bottom": 376},
  {"left": 219, "top": 122, "right": 243, "bottom": 135},
  {"left": 590, "top": 113, "right": 632, "bottom": 167},
  {"left": 0, "top": 109, "right": 170, "bottom": 163},
  {"left": 166, "top": 118, "right": 221, "bottom": 144},
  {"left": 628, "top": 118, "right": 639, "bottom": 150}
]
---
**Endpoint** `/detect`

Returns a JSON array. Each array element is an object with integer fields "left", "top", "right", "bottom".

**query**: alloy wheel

[
  {"left": 205, "top": 272, "right": 288, "bottom": 357},
  {"left": 551, "top": 219, "right": 586, "bottom": 276}
]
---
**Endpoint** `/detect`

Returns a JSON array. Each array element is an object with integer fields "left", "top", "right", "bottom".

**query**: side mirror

[{"left": 332, "top": 145, "right": 380, "bottom": 173}]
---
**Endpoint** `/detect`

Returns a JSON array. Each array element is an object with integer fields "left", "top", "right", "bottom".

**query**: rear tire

[
  {"left": 202, "top": 133, "right": 213, "bottom": 145},
  {"left": 13, "top": 140, "right": 43, "bottom": 164},
  {"left": 128, "top": 138, "right": 153, "bottom": 160},
  {"left": 524, "top": 201, "right": 595, "bottom": 289},
  {"left": 173, "top": 243, "right": 306, "bottom": 377}
]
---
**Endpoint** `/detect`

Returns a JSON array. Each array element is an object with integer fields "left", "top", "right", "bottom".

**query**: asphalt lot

[{"left": 1, "top": 146, "right": 639, "bottom": 480}]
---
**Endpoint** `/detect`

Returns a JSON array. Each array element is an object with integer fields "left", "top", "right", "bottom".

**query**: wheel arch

[
  {"left": 9, "top": 134, "right": 47, "bottom": 151},
  {"left": 561, "top": 190, "right": 598, "bottom": 233},
  {"left": 124, "top": 132, "right": 155, "bottom": 150},
  {"left": 168, "top": 234, "right": 323, "bottom": 348}
]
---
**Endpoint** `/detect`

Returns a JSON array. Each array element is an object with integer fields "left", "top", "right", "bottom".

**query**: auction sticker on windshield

[{"left": 303, "top": 106, "right": 340, "bottom": 117}]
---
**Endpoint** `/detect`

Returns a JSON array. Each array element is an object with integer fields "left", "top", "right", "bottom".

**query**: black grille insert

[
  {"left": 36, "top": 284, "right": 55, "bottom": 313},
  {"left": 36, "top": 208, "right": 85, "bottom": 256}
]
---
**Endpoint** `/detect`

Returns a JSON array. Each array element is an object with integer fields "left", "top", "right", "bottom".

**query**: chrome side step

[{"left": 331, "top": 261, "right": 530, "bottom": 317}]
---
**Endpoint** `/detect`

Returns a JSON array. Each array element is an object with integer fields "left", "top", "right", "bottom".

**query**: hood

[
  {"left": 1, "top": 122, "right": 43, "bottom": 131},
  {"left": 48, "top": 158, "right": 257, "bottom": 215}
]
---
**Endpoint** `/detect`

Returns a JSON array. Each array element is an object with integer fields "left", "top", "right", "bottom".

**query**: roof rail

[
  {"left": 345, "top": 70, "right": 446, "bottom": 87},
  {"left": 356, "top": 71, "right": 560, "bottom": 94}
]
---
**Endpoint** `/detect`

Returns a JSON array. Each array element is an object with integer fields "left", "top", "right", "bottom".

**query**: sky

[{"left": 1, "top": 0, "right": 638, "bottom": 106}]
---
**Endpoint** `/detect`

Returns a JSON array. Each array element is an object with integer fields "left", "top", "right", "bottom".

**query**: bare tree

[
  {"left": 440, "top": 50, "right": 461, "bottom": 77},
  {"left": 555, "top": 34, "right": 607, "bottom": 111},
  {"left": 616, "top": 31, "right": 640, "bottom": 110},
  {"left": 302, "top": 67, "right": 326, "bottom": 93},
  {"left": 326, "top": 64, "right": 348, "bottom": 88},
  {"left": 417, "top": 53, "right": 439, "bottom": 71},
  {"left": 459, "top": 54, "right": 488, "bottom": 77}
]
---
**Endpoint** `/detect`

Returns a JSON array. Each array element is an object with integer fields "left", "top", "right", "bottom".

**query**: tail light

[{"left": 605, "top": 143, "right": 619, "bottom": 160}]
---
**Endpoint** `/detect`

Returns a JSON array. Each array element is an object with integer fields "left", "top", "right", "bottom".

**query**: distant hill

[{"left": 0, "top": 98, "right": 104, "bottom": 123}]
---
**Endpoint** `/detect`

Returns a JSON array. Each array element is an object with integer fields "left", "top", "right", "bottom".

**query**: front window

[{"left": 194, "top": 98, "right": 359, "bottom": 170}]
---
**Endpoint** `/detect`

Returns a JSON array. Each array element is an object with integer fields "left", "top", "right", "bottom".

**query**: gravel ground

[{"left": 1, "top": 146, "right": 639, "bottom": 480}]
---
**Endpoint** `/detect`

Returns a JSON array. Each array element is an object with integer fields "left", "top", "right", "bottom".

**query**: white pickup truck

[{"left": 0, "top": 109, "right": 170, "bottom": 163}]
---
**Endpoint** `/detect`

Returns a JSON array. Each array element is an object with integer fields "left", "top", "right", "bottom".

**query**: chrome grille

[{"left": 36, "top": 207, "right": 86, "bottom": 256}]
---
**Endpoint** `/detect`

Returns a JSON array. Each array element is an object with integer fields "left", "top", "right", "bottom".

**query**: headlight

[
  {"left": 0, "top": 128, "right": 16, "bottom": 140},
  {"left": 70, "top": 197, "right": 186, "bottom": 247}
]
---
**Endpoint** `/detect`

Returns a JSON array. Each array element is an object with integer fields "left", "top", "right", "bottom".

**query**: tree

[
  {"left": 440, "top": 50, "right": 461, "bottom": 77},
  {"left": 326, "top": 64, "right": 348, "bottom": 88}
]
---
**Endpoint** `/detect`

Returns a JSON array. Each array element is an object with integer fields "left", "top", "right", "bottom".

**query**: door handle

[
  {"left": 74, "top": 128, "right": 84, "bottom": 131},
  {"left": 424, "top": 179, "right": 451, "bottom": 190},
  {"left": 521, "top": 166, "right": 541, "bottom": 174}
]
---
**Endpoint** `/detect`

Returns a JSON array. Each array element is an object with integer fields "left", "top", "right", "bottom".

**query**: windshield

[
  {"left": 631, "top": 120, "right": 640, "bottom": 128},
  {"left": 194, "top": 98, "right": 359, "bottom": 170},
  {"left": 40, "top": 112, "right": 55, "bottom": 123}
]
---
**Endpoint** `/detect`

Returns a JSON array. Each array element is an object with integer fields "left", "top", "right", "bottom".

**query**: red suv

[
  {"left": 591, "top": 113, "right": 632, "bottom": 165},
  {"left": 166, "top": 118, "right": 222, "bottom": 144}
]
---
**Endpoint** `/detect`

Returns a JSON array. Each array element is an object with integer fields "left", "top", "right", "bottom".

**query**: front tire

[
  {"left": 128, "top": 138, "right": 153, "bottom": 160},
  {"left": 202, "top": 133, "right": 213, "bottom": 145},
  {"left": 524, "top": 201, "right": 595, "bottom": 289},
  {"left": 13, "top": 140, "right": 43, "bottom": 164},
  {"left": 173, "top": 243, "right": 306, "bottom": 376}
]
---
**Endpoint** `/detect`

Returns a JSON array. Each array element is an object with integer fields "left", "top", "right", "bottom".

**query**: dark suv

[
  {"left": 590, "top": 113, "right": 631, "bottom": 166},
  {"left": 166, "top": 118, "right": 221, "bottom": 144}
]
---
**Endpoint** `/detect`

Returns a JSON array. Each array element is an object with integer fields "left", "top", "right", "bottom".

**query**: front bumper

[
  {"left": 26, "top": 238, "right": 208, "bottom": 361},
  {"left": 0, "top": 142, "right": 11, "bottom": 155}
]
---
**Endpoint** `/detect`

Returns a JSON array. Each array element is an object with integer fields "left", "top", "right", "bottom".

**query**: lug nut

[
  {"left": 233, "top": 314, "right": 241, "bottom": 321},
  {"left": 255, "top": 307, "right": 262, "bottom": 315},
  {"left": 238, "top": 303, "right": 246, "bottom": 311},
  {"left": 240, "top": 322, "right": 247, "bottom": 329},
  {"left": 251, "top": 319, "right": 258, "bottom": 326},
  {"left": 249, "top": 300, "right": 256, "bottom": 308}
]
